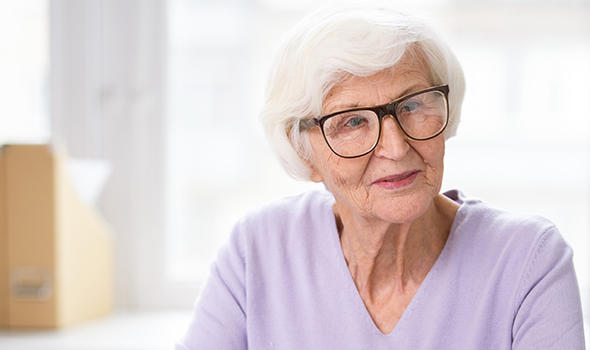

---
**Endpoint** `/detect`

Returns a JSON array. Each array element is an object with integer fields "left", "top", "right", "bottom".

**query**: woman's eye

[
  {"left": 400, "top": 101, "right": 422, "bottom": 113},
  {"left": 344, "top": 116, "right": 365, "bottom": 127}
]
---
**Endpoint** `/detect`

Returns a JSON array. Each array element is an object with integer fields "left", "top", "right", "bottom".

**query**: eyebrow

[
  {"left": 324, "top": 83, "right": 426, "bottom": 114},
  {"left": 396, "top": 84, "right": 425, "bottom": 100},
  {"left": 326, "top": 102, "right": 361, "bottom": 112}
]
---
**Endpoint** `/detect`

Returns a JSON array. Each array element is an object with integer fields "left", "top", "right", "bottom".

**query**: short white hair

[{"left": 260, "top": 5, "right": 466, "bottom": 180}]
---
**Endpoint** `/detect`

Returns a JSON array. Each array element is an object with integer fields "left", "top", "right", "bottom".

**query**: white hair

[{"left": 260, "top": 5, "right": 466, "bottom": 180}]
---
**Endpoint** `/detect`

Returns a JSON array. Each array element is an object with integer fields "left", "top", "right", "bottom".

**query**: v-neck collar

[{"left": 321, "top": 191, "right": 468, "bottom": 338}]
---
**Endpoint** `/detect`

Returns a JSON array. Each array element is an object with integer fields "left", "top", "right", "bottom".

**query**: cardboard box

[{"left": 0, "top": 144, "right": 113, "bottom": 328}]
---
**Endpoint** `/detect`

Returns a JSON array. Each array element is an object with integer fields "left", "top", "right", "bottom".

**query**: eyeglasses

[{"left": 300, "top": 85, "right": 450, "bottom": 158}]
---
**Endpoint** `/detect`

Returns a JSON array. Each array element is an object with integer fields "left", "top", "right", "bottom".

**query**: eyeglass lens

[{"left": 322, "top": 90, "right": 448, "bottom": 157}]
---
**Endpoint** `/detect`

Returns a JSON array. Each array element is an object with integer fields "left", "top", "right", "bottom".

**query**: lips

[
  {"left": 373, "top": 170, "right": 420, "bottom": 184},
  {"left": 371, "top": 170, "right": 420, "bottom": 190}
]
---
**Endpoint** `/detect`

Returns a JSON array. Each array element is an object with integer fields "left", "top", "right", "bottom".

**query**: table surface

[
  {"left": 2, "top": 311, "right": 589, "bottom": 349},
  {"left": 0, "top": 310, "right": 193, "bottom": 350}
]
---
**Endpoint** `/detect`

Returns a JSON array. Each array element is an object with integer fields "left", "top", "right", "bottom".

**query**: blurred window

[
  {"left": 0, "top": 2, "right": 49, "bottom": 143},
  {"left": 165, "top": 1, "right": 321, "bottom": 282}
]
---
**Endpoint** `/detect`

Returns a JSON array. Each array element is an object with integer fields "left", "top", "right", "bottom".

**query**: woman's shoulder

[
  {"left": 446, "top": 189, "right": 558, "bottom": 243},
  {"left": 238, "top": 189, "right": 334, "bottom": 226},
  {"left": 444, "top": 189, "right": 571, "bottom": 281},
  {"left": 230, "top": 189, "right": 336, "bottom": 249},
  {"left": 440, "top": 190, "right": 582, "bottom": 347}
]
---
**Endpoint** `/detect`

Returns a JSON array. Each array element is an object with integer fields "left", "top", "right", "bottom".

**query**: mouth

[
  {"left": 374, "top": 170, "right": 420, "bottom": 183},
  {"left": 372, "top": 170, "right": 421, "bottom": 189}
]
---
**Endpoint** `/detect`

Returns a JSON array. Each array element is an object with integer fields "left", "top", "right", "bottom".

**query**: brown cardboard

[
  {"left": 0, "top": 144, "right": 113, "bottom": 328},
  {"left": 0, "top": 147, "right": 8, "bottom": 326},
  {"left": 53, "top": 148, "right": 113, "bottom": 326}
]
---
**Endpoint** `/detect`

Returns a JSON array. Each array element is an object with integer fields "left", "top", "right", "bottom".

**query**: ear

[
  {"left": 309, "top": 165, "right": 323, "bottom": 183},
  {"left": 299, "top": 129, "right": 323, "bottom": 183},
  {"left": 305, "top": 156, "right": 323, "bottom": 183}
]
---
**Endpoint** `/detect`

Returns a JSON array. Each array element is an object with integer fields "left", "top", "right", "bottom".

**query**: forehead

[{"left": 322, "top": 54, "right": 433, "bottom": 114}]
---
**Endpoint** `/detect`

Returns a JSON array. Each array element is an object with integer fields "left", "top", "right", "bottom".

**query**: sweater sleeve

[
  {"left": 512, "top": 225, "right": 585, "bottom": 350},
  {"left": 175, "top": 222, "right": 248, "bottom": 350}
]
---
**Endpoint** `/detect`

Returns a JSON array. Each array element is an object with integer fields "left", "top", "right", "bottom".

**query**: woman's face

[{"left": 308, "top": 58, "right": 446, "bottom": 224}]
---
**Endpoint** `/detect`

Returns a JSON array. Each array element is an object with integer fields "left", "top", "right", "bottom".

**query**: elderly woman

[{"left": 176, "top": 6, "right": 585, "bottom": 350}]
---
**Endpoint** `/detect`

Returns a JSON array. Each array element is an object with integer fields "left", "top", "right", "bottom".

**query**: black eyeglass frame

[{"left": 300, "top": 84, "right": 450, "bottom": 159}]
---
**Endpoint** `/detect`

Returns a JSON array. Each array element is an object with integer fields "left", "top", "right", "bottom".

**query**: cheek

[
  {"left": 310, "top": 132, "right": 368, "bottom": 187},
  {"left": 419, "top": 136, "right": 445, "bottom": 164},
  {"left": 419, "top": 140, "right": 445, "bottom": 184},
  {"left": 325, "top": 156, "right": 365, "bottom": 191},
  {"left": 427, "top": 147, "right": 445, "bottom": 168}
]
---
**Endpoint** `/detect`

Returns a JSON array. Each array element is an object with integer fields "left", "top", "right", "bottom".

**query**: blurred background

[{"left": 1, "top": 0, "right": 589, "bottom": 348}]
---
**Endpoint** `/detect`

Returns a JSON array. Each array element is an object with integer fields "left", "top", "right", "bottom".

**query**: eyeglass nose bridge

[
  {"left": 375, "top": 103, "right": 401, "bottom": 125},
  {"left": 375, "top": 104, "right": 412, "bottom": 142},
  {"left": 384, "top": 101, "right": 398, "bottom": 117},
  {"left": 374, "top": 102, "right": 399, "bottom": 123}
]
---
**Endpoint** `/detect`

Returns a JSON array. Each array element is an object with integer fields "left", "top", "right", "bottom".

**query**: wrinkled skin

[{"left": 306, "top": 54, "right": 459, "bottom": 334}]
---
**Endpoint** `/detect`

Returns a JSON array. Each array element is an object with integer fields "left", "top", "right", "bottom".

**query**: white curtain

[{"left": 49, "top": 0, "right": 180, "bottom": 308}]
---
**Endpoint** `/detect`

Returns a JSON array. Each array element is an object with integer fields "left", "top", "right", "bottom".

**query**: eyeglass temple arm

[{"left": 299, "top": 118, "right": 319, "bottom": 131}]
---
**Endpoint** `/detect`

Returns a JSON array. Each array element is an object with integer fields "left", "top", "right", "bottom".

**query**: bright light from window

[{"left": 0, "top": 2, "right": 49, "bottom": 144}]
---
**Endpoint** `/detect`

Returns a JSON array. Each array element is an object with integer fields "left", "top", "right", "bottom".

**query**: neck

[{"left": 335, "top": 194, "right": 458, "bottom": 300}]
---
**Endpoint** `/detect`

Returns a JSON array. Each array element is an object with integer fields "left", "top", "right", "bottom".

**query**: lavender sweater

[{"left": 176, "top": 190, "right": 585, "bottom": 349}]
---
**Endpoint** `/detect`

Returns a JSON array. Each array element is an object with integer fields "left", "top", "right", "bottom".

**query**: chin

[{"left": 372, "top": 190, "right": 435, "bottom": 224}]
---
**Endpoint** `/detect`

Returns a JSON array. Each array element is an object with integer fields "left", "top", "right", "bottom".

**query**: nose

[{"left": 373, "top": 115, "right": 410, "bottom": 160}]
